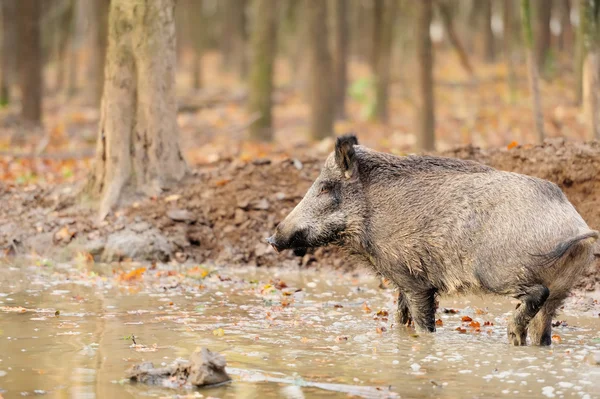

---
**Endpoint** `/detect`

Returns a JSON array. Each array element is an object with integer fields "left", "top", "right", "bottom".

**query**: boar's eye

[{"left": 318, "top": 181, "right": 335, "bottom": 196}]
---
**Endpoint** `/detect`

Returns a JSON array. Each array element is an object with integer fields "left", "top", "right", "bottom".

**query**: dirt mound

[{"left": 1, "top": 138, "right": 599, "bottom": 290}]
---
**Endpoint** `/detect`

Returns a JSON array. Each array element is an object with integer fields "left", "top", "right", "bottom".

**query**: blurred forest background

[{"left": 1, "top": 0, "right": 600, "bottom": 198}]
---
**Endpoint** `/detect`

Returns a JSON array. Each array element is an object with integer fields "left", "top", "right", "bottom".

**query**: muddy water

[{"left": 0, "top": 259, "right": 599, "bottom": 399}]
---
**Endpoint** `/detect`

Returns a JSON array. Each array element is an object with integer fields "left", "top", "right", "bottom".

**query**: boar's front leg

[
  {"left": 403, "top": 288, "right": 437, "bottom": 332},
  {"left": 507, "top": 285, "right": 550, "bottom": 346},
  {"left": 397, "top": 292, "right": 412, "bottom": 326}
]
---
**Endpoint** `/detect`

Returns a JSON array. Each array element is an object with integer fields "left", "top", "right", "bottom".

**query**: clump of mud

[
  {"left": 126, "top": 347, "right": 231, "bottom": 389},
  {"left": 1, "top": 138, "right": 599, "bottom": 290}
]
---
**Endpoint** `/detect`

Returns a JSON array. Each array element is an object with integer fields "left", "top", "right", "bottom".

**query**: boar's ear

[{"left": 335, "top": 134, "right": 359, "bottom": 179}]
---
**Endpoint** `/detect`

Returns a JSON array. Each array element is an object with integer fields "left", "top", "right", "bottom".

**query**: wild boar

[{"left": 267, "top": 134, "right": 598, "bottom": 346}]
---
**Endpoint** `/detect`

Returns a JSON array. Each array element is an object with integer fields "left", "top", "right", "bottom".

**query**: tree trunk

[
  {"left": 373, "top": 0, "right": 397, "bottom": 123},
  {"left": 438, "top": 0, "right": 475, "bottom": 77},
  {"left": 94, "top": 0, "right": 110, "bottom": 105},
  {"left": 220, "top": 0, "right": 248, "bottom": 79},
  {"left": 55, "top": 0, "right": 74, "bottom": 92},
  {"left": 0, "top": 0, "right": 16, "bottom": 106},
  {"left": 522, "top": 0, "right": 545, "bottom": 142},
  {"left": 85, "top": 0, "right": 187, "bottom": 220},
  {"left": 333, "top": 0, "right": 348, "bottom": 119},
  {"left": 482, "top": 0, "right": 495, "bottom": 62},
  {"left": 504, "top": 0, "right": 518, "bottom": 102},
  {"left": 581, "top": 0, "right": 600, "bottom": 139},
  {"left": 416, "top": 0, "right": 435, "bottom": 151},
  {"left": 189, "top": 0, "right": 204, "bottom": 90},
  {"left": 575, "top": 0, "right": 588, "bottom": 105},
  {"left": 535, "top": 0, "right": 552, "bottom": 71},
  {"left": 558, "top": 0, "right": 574, "bottom": 51},
  {"left": 247, "top": 0, "right": 277, "bottom": 141},
  {"left": 17, "top": 0, "right": 42, "bottom": 125},
  {"left": 306, "top": 0, "right": 334, "bottom": 140}
]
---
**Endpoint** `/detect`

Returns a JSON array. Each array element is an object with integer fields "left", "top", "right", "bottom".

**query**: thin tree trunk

[
  {"left": 438, "top": 0, "right": 475, "bottom": 77},
  {"left": 0, "top": 0, "right": 16, "bottom": 106},
  {"left": 522, "top": 0, "right": 545, "bottom": 142},
  {"left": 67, "top": 0, "right": 79, "bottom": 97},
  {"left": 575, "top": 0, "right": 588, "bottom": 105},
  {"left": 373, "top": 0, "right": 397, "bottom": 123},
  {"left": 416, "top": 0, "right": 435, "bottom": 151},
  {"left": 504, "top": 0, "right": 518, "bottom": 102},
  {"left": 334, "top": 0, "right": 348, "bottom": 119},
  {"left": 17, "top": 0, "right": 43, "bottom": 125},
  {"left": 482, "top": 0, "right": 495, "bottom": 62},
  {"left": 94, "top": 0, "right": 110, "bottom": 105},
  {"left": 581, "top": 0, "right": 600, "bottom": 139},
  {"left": 55, "top": 0, "right": 74, "bottom": 92},
  {"left": 85, "top": 0, "right": 187, "bottom": 220},
  {"left": 220, "top": 0, "right": 248, "bottom": 79},
  {"left": 189, "top": 0, "right": 204, "bottom": 89},
  {"left": 306, "top": 0, "right": 334, "bottom": 140},
  {"left": 558, "top": 0, "right": 574, "bottom": 51},
  {"left": 535, "top": 0, "right": 552, "bottom": 71},
  {"left": 248, "top": 0, "right": 277, "bottom": 141}
]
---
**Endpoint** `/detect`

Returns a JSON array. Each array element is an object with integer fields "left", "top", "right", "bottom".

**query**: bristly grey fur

[{"left": 267, "top": 134, "right": 598, "bottom": 346}]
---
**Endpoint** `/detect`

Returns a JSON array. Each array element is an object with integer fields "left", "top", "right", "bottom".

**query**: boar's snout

[{"left": 266, "top": 224, "right": 310, "bottom": 253}]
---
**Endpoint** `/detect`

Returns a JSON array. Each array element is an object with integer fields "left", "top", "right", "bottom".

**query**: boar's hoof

[{"left": 507, "top": 322, "right": 528, "bottom": 346}]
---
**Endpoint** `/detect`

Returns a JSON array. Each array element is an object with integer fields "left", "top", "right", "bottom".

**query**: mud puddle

[{"left": 0, "top": 259, "right": 599, "bottom": 398}]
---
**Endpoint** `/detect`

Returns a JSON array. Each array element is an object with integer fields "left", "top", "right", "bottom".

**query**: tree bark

[
  {"left": 85, "top": 0, "right": 187, "bottom": 220},
  {"left": 504, "top": 0, "right": 517, "bottom": 102},
  {"left": 373, "top": 0, "right": 397, "bottom": 123},
  {"left": 0, "top": 0, "right": 16, "bottom": 106},
  {"left": 333, "top": 0, "right": 348, "bottom": 119},
  {"left": 17, "top": 0, "right": 43, "bottom": 125},
  {"left": 189, "top": 0, "right": 204, "bottom": 89},
  {"left": 558, "top": 0, "right": 574, "bottom": 51},
  {"left": 581, "top": 0, "right": 600, "bottom": 139},
  {"left": 220, "top": 0, "right": 248, "bottom": 79},
  {"left": 482, "top": 0, "right": 495, "bottom": 62},
  {"left": 94, "top": 0, "right": 110, "bottom": 105},
  {"left": 522, "top": 0, "right": 545, "bottom": 142},
  {"left": 438, "top": 0, "right": 475, "bottom": 77},
  {"left": 416, "top": 0, "right": 435, "bottom": 151},
  {"left": 247, "top": 0, "right": 277, "bottom": 141},
  {"left": 534, "top": 0, "right": 552, "bottom": 71},
  {"left": 306, "top": 0, "right": 334, "bottom": 140},
  {"left": 575, "top": 0, "right": 586, "bottom": 105}
]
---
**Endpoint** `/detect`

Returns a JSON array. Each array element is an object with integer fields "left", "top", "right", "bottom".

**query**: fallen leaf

[
  {"left": 435, "top": 319, "right": 443, "bottom": 326},
  {"left": 362, "top": 302, "right": 372, "bottom": 313},
  {"left": 213, "top": 328, "right": 225, "bottom": 337},
  {"left": 376, "top": 326, "right": 387, "bottom": 334},
  {"left": 119, "top": 267, "right": 147, "bottom": 282},
  {"left": 507, "top": 141, "right": 519, "bottom": 149},
  {"left": 552, "top": 334, "right": 562, "bottom": 343},
  {"left": 455, "top": 327, "right": 467, "bottom": 334},
  {"left": 164, "top": 194, "right": 181, "bottom": 202},
  {"left": 461, "top": 316, "right": 473, "bottom": 322},
  {"left": 469, "top": 321, "right": 481, "bottom": 328}
]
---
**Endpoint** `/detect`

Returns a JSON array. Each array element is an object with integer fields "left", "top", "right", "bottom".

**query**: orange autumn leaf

[
  {"left": 435, "top": 319, "right": 443, "bottom": 326},
  {"left": 552, "top": 334, "right": 562, "bottom": 343},
  {"left": 469, "top": 321, "right": 481, "bottom": 328},
  {"left": 214, "top": 178, "right": 232, "bottom": 187},
  {"left": 461, "top": 316, "right": 473, "bottom": 322},
  {"left": 362, "top": 302, "right": 372, "bottom": 313},
  {"left": 507, "top": 141, "right": 518, "bottom": 150},
  {"left": 455, "top": 327, "right": 467, "bottom": 334},
  {"left": 120, "top": 267, "right": 147, "bottom": 281}
]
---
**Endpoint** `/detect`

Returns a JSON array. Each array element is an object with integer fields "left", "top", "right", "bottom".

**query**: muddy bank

[{"left": 1, "top": 138, "right": 599, "bottom": 290}]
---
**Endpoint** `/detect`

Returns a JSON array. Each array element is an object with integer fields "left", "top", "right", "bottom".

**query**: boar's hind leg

[
  {"left": 397, "top": 292, "right": 412, "bottom": 326},
  {"left": 404, "top": 289, "right": 436, "bottom": 332},
  {"left": 507, "top": 285, "right": 550, "bottom": 346},
  {"left": 528, "top": 295, "right": 564, "bottom": 346}
]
